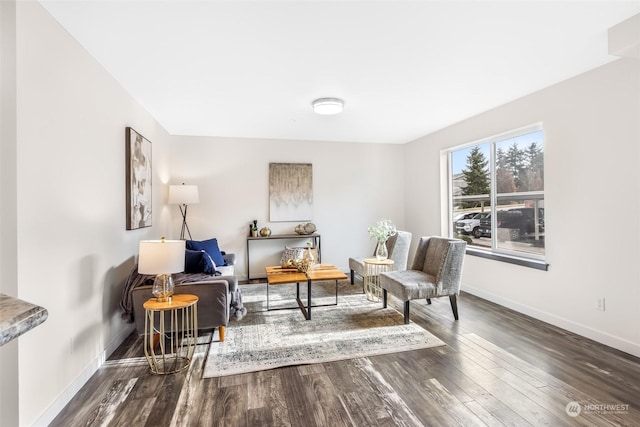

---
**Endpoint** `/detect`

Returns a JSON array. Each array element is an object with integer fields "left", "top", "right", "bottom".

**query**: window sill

[{"left": 465, "top": 247, "right": 548, "bottom": 271}]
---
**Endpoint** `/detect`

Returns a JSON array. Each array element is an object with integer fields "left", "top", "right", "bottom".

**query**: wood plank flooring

[{"left": 50, "top": 281, "right": 640, "bottom": 426}]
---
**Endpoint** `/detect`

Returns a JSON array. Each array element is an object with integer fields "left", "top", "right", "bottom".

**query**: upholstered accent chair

[
  {"left": 379, "top": 236, "right": 466, "bottom": 324},
  {"left": 348, "top": 231, "right": 412, "bottom": 285}
]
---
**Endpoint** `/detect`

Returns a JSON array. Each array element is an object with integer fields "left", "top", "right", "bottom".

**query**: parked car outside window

[
  {"left": 455, "top": 212, "right": 490, "bottom": 238},
  {"left": 478, "top": 208, "right": 544, "bottom": 240},
  {"left": 452, "top": 212, "right": 478, "bottom": 233}
]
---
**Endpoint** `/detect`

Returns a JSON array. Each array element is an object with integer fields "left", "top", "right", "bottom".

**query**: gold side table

[
  {"left": 143, "top": 294, "right": 198, "bottom": 375},
  {"left": 363, "top": 258, "right": 394, "bottom": 302}
]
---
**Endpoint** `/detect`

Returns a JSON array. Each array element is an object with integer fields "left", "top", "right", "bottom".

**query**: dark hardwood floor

[{"left": 51, "top": 281, "right": 640, "bottom": 426}]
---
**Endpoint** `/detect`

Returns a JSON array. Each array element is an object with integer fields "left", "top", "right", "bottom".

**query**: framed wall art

[
  {"left": 269, "top": 162, "right": 313, "bottom": 222},
  {"left": 125, "top": 127, "right": 152, "bottom": 230}
]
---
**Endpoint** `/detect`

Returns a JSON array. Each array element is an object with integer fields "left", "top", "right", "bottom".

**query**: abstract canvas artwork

[
  {"left": 125, "top": 127, "right": 152, "bottom": 230},
  {"left": 269, "top": 163, "right": 313, "bottom": 222}
]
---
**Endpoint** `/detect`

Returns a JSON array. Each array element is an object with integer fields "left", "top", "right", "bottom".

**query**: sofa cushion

[
  {"left": 379, "top": 270, "right": 437, "bottom": 300},
  {"left": 348, "top": 257, "right": 368, "bottom": 277},
  {"left": 186, "top": 238, "right": 226, "bottom": 267},
  {"left": 423, "top": 238, "right": 449, "bottom": 277},
  {"left": 216, "top": 265, "right": 235, "bottom": 277},
  {"left": 185, "top": 249, "right": 216, "bottom": 275}
]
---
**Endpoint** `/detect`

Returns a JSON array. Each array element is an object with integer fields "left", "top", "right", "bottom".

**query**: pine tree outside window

[{"left": 448, "top": 124, "right": 545, "bottom": 267}]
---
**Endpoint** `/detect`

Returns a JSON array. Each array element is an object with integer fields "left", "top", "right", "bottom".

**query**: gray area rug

[{"left": 203, "top": 280, "right": 446, "bottom": 378}]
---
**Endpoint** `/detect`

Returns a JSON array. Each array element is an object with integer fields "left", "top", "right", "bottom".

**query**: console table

[{"left": 246, "top": 233, "right": 321, "bottom": 280}]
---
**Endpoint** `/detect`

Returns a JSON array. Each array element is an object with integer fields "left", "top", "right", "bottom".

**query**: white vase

[{"left": 375, "top": 240, "right": 388, "bottom": 261}]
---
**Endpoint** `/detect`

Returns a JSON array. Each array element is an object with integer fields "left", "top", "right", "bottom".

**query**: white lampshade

[
  {"left": 138, "top": 239, "right": 185, "bottom": 274},
  {"left": 312, "top": 97, "right": 344, "bottom": 115},
  {"left": 168, "top": 184, "right": 199, "bottom": 205}
]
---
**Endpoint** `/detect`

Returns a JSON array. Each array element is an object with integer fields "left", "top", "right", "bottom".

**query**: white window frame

[{"left": 444, "top": 123, "right": 547, "bottom": 270}]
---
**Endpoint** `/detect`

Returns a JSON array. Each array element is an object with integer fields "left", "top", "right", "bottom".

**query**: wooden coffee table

[{"left": 265, "top": 264, "right": 347, "bottom": 320}]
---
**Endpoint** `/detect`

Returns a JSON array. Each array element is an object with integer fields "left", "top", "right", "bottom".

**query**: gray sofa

[{"left": 123, "top": 253, "right": 244, "bottom": 342}]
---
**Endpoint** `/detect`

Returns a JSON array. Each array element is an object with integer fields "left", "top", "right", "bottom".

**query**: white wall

[
  {"left": 0, "top": 1, "right": 20, "bottom": 425},
  {"left": 8, "top": 3, "right": 173, "bottom": 425},
  {"left": 168, "top": 136, "right": 405, "bottom": 279},
  {"left": 405, "top": 58, "right": 640, "bottom": 357}
]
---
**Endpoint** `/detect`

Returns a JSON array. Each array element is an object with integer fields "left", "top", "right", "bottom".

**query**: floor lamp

[{"left": 168, "top": 184, "right": 199, "bottom": 240}]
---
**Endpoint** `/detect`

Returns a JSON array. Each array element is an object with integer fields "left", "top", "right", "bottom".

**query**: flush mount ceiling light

[{"left": 312, "top": 97, "right": 344, "bottom": 115}]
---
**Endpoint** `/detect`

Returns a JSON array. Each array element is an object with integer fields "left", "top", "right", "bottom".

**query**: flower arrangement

[{"left": 367, "top": 219, "right": 397, "bottom": 243}]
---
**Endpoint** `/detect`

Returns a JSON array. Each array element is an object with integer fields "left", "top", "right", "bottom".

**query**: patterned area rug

[{"left": 202, "top": 280, "right": 445, "bottom": 378}]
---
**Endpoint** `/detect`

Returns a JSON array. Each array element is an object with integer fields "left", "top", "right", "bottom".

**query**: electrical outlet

[{"left": 596, "top": 297, "right": 606, "bottom": 311}]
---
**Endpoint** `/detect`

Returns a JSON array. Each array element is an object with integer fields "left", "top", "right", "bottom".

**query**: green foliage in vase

[{"left": 368, "top": 219, "right": 397, "bottom": 242}]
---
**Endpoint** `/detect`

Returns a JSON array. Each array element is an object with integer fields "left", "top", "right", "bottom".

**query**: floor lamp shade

[
  {"left": 139, "top": 239, "right": 185, "bottom": 301},
  {"left": 169, "top": 185, "right": 199, "bottom": 205}
]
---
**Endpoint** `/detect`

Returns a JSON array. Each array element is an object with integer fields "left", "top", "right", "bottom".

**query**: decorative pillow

[
  {"left": 280, "top": 246, "right": 318, "bottom": 267},
  {"left": 186, "top": 238, "right": 226, "bottom": 267},
  {"left": 280, "top": 246, "right": 300, "bottom": 267},
  {"left": 185, "top": 249, "right": 216, "bottom": 275}
]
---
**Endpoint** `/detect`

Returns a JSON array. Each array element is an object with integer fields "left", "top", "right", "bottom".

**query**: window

[{"left": 448, "top": 124, "right": 545, "bottom": 266}]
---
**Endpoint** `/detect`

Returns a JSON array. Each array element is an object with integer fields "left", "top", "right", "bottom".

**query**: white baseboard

[
  {"left": 463, "top": 286, "right": 640, "bottom": 358},
  {"left": 34, "top": 324, "right": 135, "bottom": 426}
]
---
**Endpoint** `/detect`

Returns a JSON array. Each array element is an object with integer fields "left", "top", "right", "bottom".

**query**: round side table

[
  {"left": 143, "top": 294, "right": 198, "bottom": 375},
  {"left": 363, "top": 258, "right": 394, "bottom": 302}
]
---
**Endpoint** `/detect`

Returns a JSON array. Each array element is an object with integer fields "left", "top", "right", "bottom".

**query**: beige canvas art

[{"left": 269, "top": 163, "right": 313, "bottom": 222}]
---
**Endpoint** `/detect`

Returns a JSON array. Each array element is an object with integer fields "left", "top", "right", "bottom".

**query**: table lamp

[
  {"left": 138, "top": 238, "right": 186, "bottom": 302},
  {"left": 168, "top": 183, "right": 199, "bottom": 240}
]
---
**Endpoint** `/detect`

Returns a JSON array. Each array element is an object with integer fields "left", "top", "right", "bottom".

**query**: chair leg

[
  {"left": 350, "top": 269, "right": 355, "bottom": 285},
  {"left": 404, "top": 301, "right": 410, "bottom": 324},
  {"left": 426, "top": 298, "right": 432, "bottom": 305},
  {"left": 449, "top": 295, "right": 459, "bottom": 320},
  {"left": 383, "top": 289, "right": 388, "bottom": 308},
  {"left": 219, "top": 326, "right": 226, "bottom": 342}
]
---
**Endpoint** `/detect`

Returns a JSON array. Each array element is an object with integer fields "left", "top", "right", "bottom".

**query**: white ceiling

[{"left": 39, "top": 1, "right": 640, "bottom": 144}]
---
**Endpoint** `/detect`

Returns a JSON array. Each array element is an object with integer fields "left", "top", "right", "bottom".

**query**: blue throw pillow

[
  {"left": 186, "top": 238, "right": 226, "bottom": 267},
  {"left": 184, "top": 249, "right": 216, "bottom": 275}
]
